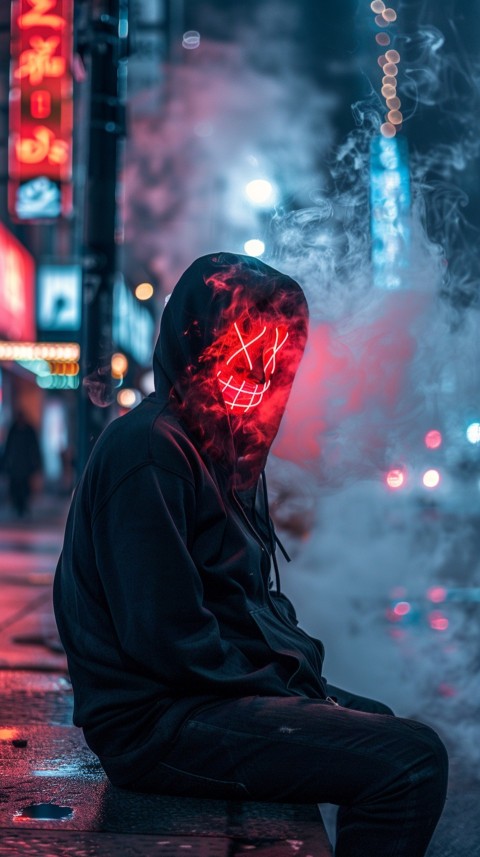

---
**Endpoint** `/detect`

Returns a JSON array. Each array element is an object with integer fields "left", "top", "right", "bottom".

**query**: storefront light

[{"left": 0, "top": 341, "right": 80, "bottom": 361}]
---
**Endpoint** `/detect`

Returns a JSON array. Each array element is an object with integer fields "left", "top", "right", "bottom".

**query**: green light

[
  {"left": 17, "top": 359, "right": 51, "bottom": 377},
  {"left": 36, "top": 375, "right": 80, "bottom": 390}
]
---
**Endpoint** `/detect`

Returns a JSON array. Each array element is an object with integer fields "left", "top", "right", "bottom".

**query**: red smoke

[{"left": 273, "top": 291, "right": 430, "bottom": 473}]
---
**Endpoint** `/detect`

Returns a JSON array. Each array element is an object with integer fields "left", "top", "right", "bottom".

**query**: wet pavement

[
  {"left": 0, "top": 495, "right": 333, "bottom": 855},
  {"left": 0, "top": 493, "right": 478, "bottom": 855},
  {"left": 0, "top": 672, "right": 332, "bottom": 856},
  {"left": 0, "top": 493, "right": 67, "bottom": 672}
]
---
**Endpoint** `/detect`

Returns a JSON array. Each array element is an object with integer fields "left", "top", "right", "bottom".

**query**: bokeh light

[
  {"left": 380, "top": 122, "right": 397, "bottom": 138},
  {"left": 393, "top": 601, "right": 411, "bottom": 616},
  {"left": 466, "top": 422, "right": 480, "bottom": 444},
  {"left": 386, "top": 95, "right": 401, "bottom": 109},
  {"left": 245, "top": 179, "right": 275, "bottom": 206},
  {"left": 0, "top": 343, "right": 79, "bottom": 360},
  {"left": 427, "top": 586, "right": 447, "bottom": 603},
  {"left": 386, "top": 468, "right": 405, "bottom": 488},
  {"left": 372, "top": 1, "right": 400, "bottom": 128},
  {"left": 182, "top": 30, "right": 200, "bottom": 50},
  {"left": 425, "top": 429, "right": 442, "bottom": 449},
  {"left": 385, "top": 49, "right": 401, "bottom": 63},
  {"left": 422, "top": 469, "right": 441, "bottom": 488},
  {"left": 387, "top": 110, "right": 403, "bottom": 125},
  {"left": 429, "top": 611, "right": 449, "bottom": 631},
  {"left": 117, "top": 388, "right": 138, "bottom": 408},
  {"left": 244, "top": 239, "right": 265, "bottom": 257},
  {"left": 381, "top": 86, "right": 397, "bottom": 100},
  {"left": 382, "top": 8, "right": 397, "bottom": 21},
  {"left": 383, "top": 62, "right": 398, "bottom": 76},
  {"left": 111, "top": 352, "right": 128, "bottom": 379},
  {"left": 135, "top": 282, "right": 154, "bottom": 300}
]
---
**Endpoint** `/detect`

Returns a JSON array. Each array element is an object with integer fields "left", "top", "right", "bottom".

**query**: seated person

[{"left": 54, "top": 252, "right": 448, "bottom": 857}]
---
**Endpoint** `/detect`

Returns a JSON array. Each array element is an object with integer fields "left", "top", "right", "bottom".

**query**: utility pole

[{"left": 78, "top": 0, "right": 129, "bottom": 476}]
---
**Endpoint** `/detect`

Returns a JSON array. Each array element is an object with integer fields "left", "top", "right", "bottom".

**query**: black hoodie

[{"left": 54, "top": 253, "right": 327, "bottom": 788}]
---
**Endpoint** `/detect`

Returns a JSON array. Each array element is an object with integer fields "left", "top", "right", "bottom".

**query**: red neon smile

[{"left": 216, "top": 322, "right": 289, "bottom": 412}]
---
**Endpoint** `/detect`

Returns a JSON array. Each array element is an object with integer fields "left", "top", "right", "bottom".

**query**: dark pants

[{"left": 128, "top": 685, "right": 448, "bottom": 857}]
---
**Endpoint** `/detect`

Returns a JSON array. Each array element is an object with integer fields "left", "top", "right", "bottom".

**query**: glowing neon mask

[{"left": 215, "top": 316, "right": 289, "bottom": 413}]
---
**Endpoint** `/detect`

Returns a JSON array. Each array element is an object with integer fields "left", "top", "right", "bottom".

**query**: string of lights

[
  {"left": 0, "top": 341, "right": 80, "bottom": 361},
  {"left": 370, "top": 0, "right": 402, "bottom": 138}
]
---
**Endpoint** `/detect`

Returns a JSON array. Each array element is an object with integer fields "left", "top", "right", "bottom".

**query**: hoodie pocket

[{"left": 249, "top": 607, "right": 304, "bottom": 690}]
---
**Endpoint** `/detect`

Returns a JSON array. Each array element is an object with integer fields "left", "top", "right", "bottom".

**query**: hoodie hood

[{"left": 153, "top": 252, "right": 308, "bottom": 486}]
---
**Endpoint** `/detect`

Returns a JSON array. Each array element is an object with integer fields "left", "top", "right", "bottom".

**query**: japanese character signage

[{"left": 9, "top": 0, "right": 74, "bottom": 220}]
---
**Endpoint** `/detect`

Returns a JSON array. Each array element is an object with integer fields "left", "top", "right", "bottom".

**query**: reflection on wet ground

[
  {"left": 0, "top": 501, "right": 478, "bottom": 854},
  {"left": 14, "top": 803, "right": 74, "bottom": 822}
]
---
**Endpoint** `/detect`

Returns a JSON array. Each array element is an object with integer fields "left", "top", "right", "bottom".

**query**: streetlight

[
  {"left": 244, "top": 239, "right": 265, "bottom": 257},
  {"left": 245, "top": 179, "right": 275, "bottom": 207}
]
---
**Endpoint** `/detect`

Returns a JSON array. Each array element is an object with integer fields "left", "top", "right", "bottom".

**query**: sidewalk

[
  {"left": 0, "top": 494, "right": 478, "bottom": 856},
  {"left": 0, "top": 493, "right": 334, "bottom": 855},
  {"left": 0, "top": 668, "right": 332, "bottom": 856},
  {"left": 0, "top": 491, "right": 68, "bottom": 672}
]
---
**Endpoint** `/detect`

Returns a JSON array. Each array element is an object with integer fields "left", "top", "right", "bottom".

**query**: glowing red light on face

[
  {"left": 424, "top": 429, "right": 442, "bottom": 449},
  {"left": 386, "top": 468, "right": 404, "bottom": 489},
  {"left": 216, "top": 317, "right": 289, "bottom": 413}
]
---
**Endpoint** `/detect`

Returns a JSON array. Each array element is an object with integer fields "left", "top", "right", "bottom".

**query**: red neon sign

[
  {"left": 0, "top": 223, "right": 35, "bottom": 341},
  {"left": 8, "top": 0, "right": 73, "bottom": 220}
]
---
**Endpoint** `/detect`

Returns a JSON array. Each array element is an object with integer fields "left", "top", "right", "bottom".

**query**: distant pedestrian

[{"left": 2, "top": 409, "right": 42, "bottom": 517}]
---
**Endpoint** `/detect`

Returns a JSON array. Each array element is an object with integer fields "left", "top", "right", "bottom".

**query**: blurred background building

[{"left": 0, "top": 0, "right": 173, "bottom": 485}]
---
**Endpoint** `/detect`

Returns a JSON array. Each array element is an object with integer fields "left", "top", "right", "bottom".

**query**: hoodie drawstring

[{"left": 261, "top": 471, "right": 291, "bottom": 594}]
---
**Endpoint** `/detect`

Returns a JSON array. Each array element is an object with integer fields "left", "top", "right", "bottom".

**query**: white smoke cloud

[{"left": 124, "top": 5, "right": 336, "bottom": 290}]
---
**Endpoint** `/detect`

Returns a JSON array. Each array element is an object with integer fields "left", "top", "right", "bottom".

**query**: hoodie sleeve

[{"left": 92, "top": 462, "right": 255, "bottom": 691}]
